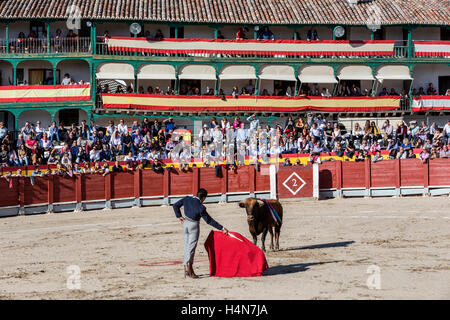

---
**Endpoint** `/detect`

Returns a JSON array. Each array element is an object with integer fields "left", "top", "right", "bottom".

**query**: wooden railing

[{"left": 6, "top": 37, "right": 91, "bottom": 54}]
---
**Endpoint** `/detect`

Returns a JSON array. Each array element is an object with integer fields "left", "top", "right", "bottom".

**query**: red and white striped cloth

[
  {"left": 106, "top": 37, "right": 396, "bottom": 56},
  {"left": 414, "top": 41, "right": 450, "bottom": 57},
  {"left": 412, "top": 95, "right": 450, "bottom": 111}
]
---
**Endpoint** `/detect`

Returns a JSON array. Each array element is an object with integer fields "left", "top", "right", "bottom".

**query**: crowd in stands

[{"left": 0, "top": 114, "right": 449, "bottom": 177}]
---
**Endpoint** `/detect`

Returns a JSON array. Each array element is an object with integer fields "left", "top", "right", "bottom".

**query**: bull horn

[{"left": 238, "top": 201, "right": 246, "bottom": 208}]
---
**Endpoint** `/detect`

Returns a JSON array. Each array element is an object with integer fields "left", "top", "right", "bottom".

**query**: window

[
  {"left": 58, "top": 109, "right": 80, "bottom": 126},
  {"left": 441, "top": 28, "right": 450, "bottom": 41},
  {"left": 373, "top": 28, "right": 384, "bottom": 40},
  {"left": 30, "top": 21, "right": 45, "bottom": 38},
  {"left": 438, "top": 76, "right": 450, "bottom": 95},
  {"left": 170, "top": 26, "right": 184, "bottom": 39}
]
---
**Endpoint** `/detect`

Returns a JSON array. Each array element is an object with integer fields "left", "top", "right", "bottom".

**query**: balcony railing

[{"left": 4, "top": 37, "right": 91, "bottom": 54}]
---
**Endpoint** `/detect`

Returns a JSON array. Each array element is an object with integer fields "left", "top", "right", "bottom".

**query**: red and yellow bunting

[
  {"left": 102, "top": 94, "right": 400, "bottom": 112},
  {"left": 0, "top": 85, "right": 90, "bottom": 104}
]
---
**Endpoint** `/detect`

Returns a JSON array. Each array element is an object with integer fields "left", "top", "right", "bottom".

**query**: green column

[
  {"left": 293, "top": 29, "right": 297, "bottom": 40},
  {"left": 5, "top": 23, "right": 9, "bottom": 54},
  {"left": 90, "top": 62, "right": 95, "bottom": 101},
  {"left": 13, "top": 64, "right": 16, "bottom": 85},
  {"left": 214, "top": 28, "right": 218, "bottom": 39},
  {"left": 53, "top": 65, "right": 57, "bottom": 85},
  {"left": 407, "top": 27, "right": 413, "bottom": 58},
  {"left": 174, "top": 27, "right": 179, "bottom": 39},
  {"left": 46, "top": 22, "right": 51, "bottom": 53},
  {"left": 134, "top": 30, "right": 137, "bottom": 56},
  {"left": 254, "top": 27, "right": 258, "bottom": 39},
  {"left": 371, "top": 31, "right": 375, "bottom": 41},
  {"left": 134, "top": 66, "right": 137, "bottom": 93},
  {"left": 92, "top": 23, "right": 97, "bottom": 54}
]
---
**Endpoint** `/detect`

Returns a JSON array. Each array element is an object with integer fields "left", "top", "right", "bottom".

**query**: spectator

[
  {"left": 439, "top": 145, "right": 450, "bottom": 158},
  {"left": 61, "top": 73, "right": 72, "bottom": 85},
  {"left": 307, "top": 28, "right": 319, "bottom": 41},
  {"left": 372, "top": 151, "right": 383, "bottom": 162},
  {"left": 154, "top": 29, "right": 164, "bottom": 40},
  {"left": 418, "top": 148, "right": 430, "bottom": 163},
  {"left": 426, "top": 83, "right": 437, "bottom": 95},
  {"left": 258, "top": 26, "right": 275, "bottom": 40},
  {"left": 378, "top": 88, "right": 389, "bottom": 97},
  {"left": 236, "top": 27, "right": 248, "bottom": 40}
]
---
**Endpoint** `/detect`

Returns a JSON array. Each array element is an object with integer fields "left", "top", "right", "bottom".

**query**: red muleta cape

[{"left": 204, "top": 230, "right": 269, "bottom": 277}]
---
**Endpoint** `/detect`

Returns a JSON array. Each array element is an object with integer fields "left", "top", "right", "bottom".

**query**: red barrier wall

[
  {"left": 141, "top": 170, "right": 165, "bottom": 197},
  {"left": 0, "top": 159, "right": 449, "bottom": 211},
  {"left": 277, "top": 166, "right": 314, "bottom": 199}
]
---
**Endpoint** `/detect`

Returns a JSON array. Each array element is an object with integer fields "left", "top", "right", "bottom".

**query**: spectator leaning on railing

[{"left": 1, "top": 114, "right": 449, "bottom": 175}]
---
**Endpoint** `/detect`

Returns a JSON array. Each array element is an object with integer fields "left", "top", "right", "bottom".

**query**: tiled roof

[{"left": 0, "top": 0, "right": 448, "bottom": 25}]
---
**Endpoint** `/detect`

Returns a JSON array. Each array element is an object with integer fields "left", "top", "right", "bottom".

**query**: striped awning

[
  {"left": 96, "top": 63, "right": 134, "bottom": 80},
  {"left": 259, "top": 65, "right": 296, "bottom": 81},
  {"left": 218, "top": 65, "right": 257, "bottom": 80},
  {"left": 298, "top": 65, "right": 337, "bottom": 83},
  {"left": 376, "top": 65, "right": 413, "bottom": 80},
  {"left": 178, "top": 64, "right": 216, "bottom": 80},
  {"left": 137, "top": 64, "right": 176, "bottom": 80},
  {"left": 337, "top": 65, "right": 375, "bottom": 81}
]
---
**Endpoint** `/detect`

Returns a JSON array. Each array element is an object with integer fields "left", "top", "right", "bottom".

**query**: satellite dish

[
  {"left": 333, "top": 26, "right": 345, "bottom": 38},
  {"left": 129, "top": 23, "right": 142, "bottom": 35}
]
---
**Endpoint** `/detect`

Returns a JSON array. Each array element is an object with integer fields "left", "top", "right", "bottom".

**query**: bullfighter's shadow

[
  {"left": 263, "top": 260, "right": 341, "bottom": 276},
  {"left": 280, "top": 241, "right": 355, "bottom": 252}
]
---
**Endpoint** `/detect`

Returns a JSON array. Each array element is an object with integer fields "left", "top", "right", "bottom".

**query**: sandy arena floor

[{"left": 0, "top": 197, "right": 449, "bottom": 300}]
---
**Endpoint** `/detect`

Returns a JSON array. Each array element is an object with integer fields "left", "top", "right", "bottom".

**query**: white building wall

[
  {"left": 184, "top": 26, "right": 214, "bottom": 39},
  {"left": 412, "top": 64, "right": 450, "bottom": 92},
  {"left": 349, "top": 27, "right": 372, "bottom": 40},
  {"left": 8, "top": 21, "right": 30, "bottom": 39},
  {"left": 18, "top": 110, "right": 52, "bottom": 129},
  {"left": 0, "top": 61, "right": 13, "bottom": 86},
  {"left": 96, "top": 23, "right": 130, "bottom": 37},
  {"left": 413, "top": 27, "right": 440, "bottom": 41},
  {"left": 57, "top": 60, "right": 90, "bottom": 83},
  {"left": 385, "top": 27, "right": 404, "bottom": 40},
  {"left": 269, "top": 26, "right": 294, "bottom": 40}
]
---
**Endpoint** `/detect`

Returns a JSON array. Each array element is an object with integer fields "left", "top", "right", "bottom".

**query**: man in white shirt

[
  {"left": 236, "top": 123, "right": 247, "bottom": 142},
  {"left": 381, "top": 119, "right": 394, "bottom": 139},
  {"left": 117, "top": 119, "right": 128, "bottom": 134},
  {"left": 247, "top": 114, "right": 260, "bottom": 131},
  {"left": 444, "top": 120, "right": 450, "bottom": 145}
]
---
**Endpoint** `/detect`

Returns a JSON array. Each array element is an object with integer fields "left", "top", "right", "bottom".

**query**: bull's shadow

[
  {"left": 263, "top": 260, "right": 341, "bottom": 276},
  {"left": 280, "top": 241, "right": 355, "bottom": 252}
]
